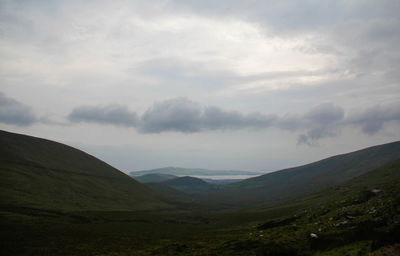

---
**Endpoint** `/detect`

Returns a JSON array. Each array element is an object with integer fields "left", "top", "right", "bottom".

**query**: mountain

[
  {"left": 238, "top": 158, "right": 400, "bottom": 255},
  {"left": 134, "top": 173, "right": 177, "bottom": 183},
  {"left": 197, "top": 141, "right": 400, "bottom": 208},
  {"left": 0, "top": 130, "right": 173, "bottom": 211},
  {"left": 201, "top": 178, "right": 244, "bottom": 184},
  {"left": 130, "top": 166, "right": 260, "bottom": 177},
  {"left": 134, "top": 173, "right": 242, "bottom": 185},
  {"left": 296, "top": 157, "right": 400, "bottom": 208},
  {"left": 2, "top": 130, "right": 399, "bottom": 255},
  {"left": 162, "top": 176, "right": 218, "bottom": 195}
]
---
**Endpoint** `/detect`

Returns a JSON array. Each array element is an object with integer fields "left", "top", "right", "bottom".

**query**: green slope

[
  {"left": 198, "top": 141, "right": 400, "bottom": 208},
  {"left": 134, "top": 173, "right": 177, "bottom": 183},
  {"left": 146, "top": 182, "right": 193, "bottom": 201},
  {"left": 1, "top": 130, "right": 399, "bottom": 255},
  {"left": 224, "top": 159, "right": 400, "bottom": 255},
  {"left": 0, "top": 130, "right": 172, "bottom": 211}
]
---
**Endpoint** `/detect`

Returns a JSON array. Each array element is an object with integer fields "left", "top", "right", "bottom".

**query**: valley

[{"left": 1, "top": 130, "right": 400, "bottom": 255}]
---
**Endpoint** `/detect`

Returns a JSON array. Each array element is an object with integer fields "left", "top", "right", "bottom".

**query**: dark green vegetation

[
  {"left": 201, "top": 178, "right": 244, "bottom": 184},
  {"left": 196, "top": 141, "right": 400, "bottom": 208},
  {"left": 162, "top": 176, "right": 218, "bottom": 195},
  {"left": 134, "top": 173, "right": 177, "bottom": 183},
  {"left": 130, "top": 166, "right": 260, "bottom": 177},
  {"left": 0, "top": 130, "right": 174, "bottom": 211},
  {"left": 145, "top": 182, "right": 193, "bottom": 201},
  {"left": 1, "top": 130, "right": 399, "bottom": 255}
]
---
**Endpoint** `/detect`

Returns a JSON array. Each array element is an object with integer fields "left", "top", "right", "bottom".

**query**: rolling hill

[
  {"left": 162, "top": 176, "right": 218, "bottom": 195},
  {"left": 0, "top": 130, "right": 173, "bottom": 211},
  {"left": 134, "top": 173, "right": 177, "bottom": 183},
  {"left": 130, "top": 166, "right": 260, "bottom": 177},
  {"left": 228, "top": 158, "right": 400, "bottom": 255},
  {"left": 197, "top": 141, "right": 400, "bottom": 208},
  {"left": 1, "top": 129, "right": 399, "bottom": 255}
]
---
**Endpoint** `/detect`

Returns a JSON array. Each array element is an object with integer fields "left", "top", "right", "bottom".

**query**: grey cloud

[
  {"left": 304, "top": 103, "right": 344, "bottom": 124},
  {"left": 0, "top": 92, "right": 37, "bottom": 126},
  {"left": 140, "top": 98, "right": 202, "bottom": 133},
  {"left": 277, "top": 113, "right": 303, "bottom": 131},
  {"left": 167, "top": 0, "right": 400, "bottom": 33},
  {"left": 281, "top": 103, "right": 344, "bottom": 144},
  {"left": 135, "top": 57, "right": 327, "bottom": 96},
  {"left": 68, "top": 98, "right": 276, "bottom": 133},
  {"left": 297, "top": 103, "right": 400, "bottom": 144},
  {"left": 135, "top": 57, "right": 238, "bottom": 92},
  {"left": 343, "top": 20, "right": 400, "bottom": 79},
  {"left": 68, "top": 99, "right": 399, "bottom": 144},
  {"left": 68, "top": 105, "right": 138, "bottom": 127},
  {"left": 203, "top": 107, "right": 275, "bottom": 130},
  {"left": 346, "top": 104, "right": 400, "bottom": 135},
  {"left": 139, "top": 98, "right": 276, "bottom": 133}
]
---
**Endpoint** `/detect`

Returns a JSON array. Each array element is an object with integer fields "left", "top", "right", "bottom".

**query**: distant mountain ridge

[
  {"left": 134, "top": 173, "right": 177, "bottom": 183},
  {"left": 130, "top": 166, "right": 261, "bottom": 177}
]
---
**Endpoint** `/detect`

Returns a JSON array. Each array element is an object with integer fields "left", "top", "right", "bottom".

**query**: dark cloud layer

[
  {"left": 346, "top": 105, "right": 400, "bottom": 135},
  {"left": 69, "top": 98, "right": 276, "bottom": 133},
  {"left": 0, "top": 92, "right": 36, "bottom": 126},
  {"left": 295, "top": 103, "right": 345, "bottom": 144},
  {"left": 68, "top": 98, "right": 400, "bottom": 144},
  {"left": 167, "top": 0, "right": 400, "bottom": 33},
  {"left": 140, "top": 98, "right": 276, "bottom": 133},
  {"left": 68, "top": 105, "right": 138, "bottom": 127}
]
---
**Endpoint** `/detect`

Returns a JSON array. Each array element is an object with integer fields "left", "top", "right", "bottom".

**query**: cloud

[
  {"left": 346, "top": 104, "right": 400, "bottom": 135},
  {"left": 140, "top": 98, "right": 202, "bottom": 133},
  {"left": 167, "top": 0, "right": 400, "bottom": 34},
  {"left": 0, "top": 92, "right": 37, "bottom": 126},
  {"left": 277, "top": 103, "right": 344, "bottom": 144},
  {"left": 296, "top": 103, "right": 400, "bottom": 144},
  {"left": 139, "top": 98, "right": 276, "bottom": 133},
  {"left": 68, "top": 98, "right": 400, "bottom": 145},
  {"left": 68, "top": 105, "right": 138, "bottom": 127},
  {"left": 70, "top": 98, "right": 276, "bottom": 133}
]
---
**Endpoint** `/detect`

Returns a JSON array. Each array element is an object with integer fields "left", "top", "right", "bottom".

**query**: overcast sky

[{"left": 1, "top": 0, "right": 400, "bottom": 173}]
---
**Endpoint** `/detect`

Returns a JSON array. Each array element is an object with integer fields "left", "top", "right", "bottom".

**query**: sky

[{"left": 1, "top": 0, "right": 400, "bottom": 173}]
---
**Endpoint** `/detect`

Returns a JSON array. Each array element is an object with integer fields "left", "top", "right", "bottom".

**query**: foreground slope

[
  {"left": 1, "top": 153, "right": 399, "bottom": 255},
  {"left": 225, "top": 158, "right": 400, "bottom": 255},
  {"left": 198, "top": 141, "right": 400, "bottom": 208},
  {"left": 0, "top": 130, "right": 172, "bottom": 211}
]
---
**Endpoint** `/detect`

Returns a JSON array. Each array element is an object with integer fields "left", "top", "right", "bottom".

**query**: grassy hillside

[
  {"left": 1, "top": 155, "right": 399, "bottom": 255},
  {"left": 146, "top": 183, "right": 193, "bottom": 201},
  {"left": 0, "top": 130, "right": 173, "bottom": 211},
  {"left": 130, "top": 166, "right": 260, "bottom": 177},
  {"left": 197, "top": 141, "right": 400, "bottom": 208},
  {"left": 213, "top": 158, "right": 400, "bottom": 256},
  {"left": 134, "top": 173, "right": 177, "bottom": 183}
]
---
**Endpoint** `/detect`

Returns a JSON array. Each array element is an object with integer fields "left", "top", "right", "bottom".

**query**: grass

[
  {"left": 1, "top": 159, "right": 399, "bottom": 255},
  {"left": 0, "top": 130, "right": 177, "bottom": 211},
  {"left": 195, "top": 140, "right": 400, "bottom": 208},
  {"left": 1, "top": 130, "right": 400, "bottom": 255}
]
